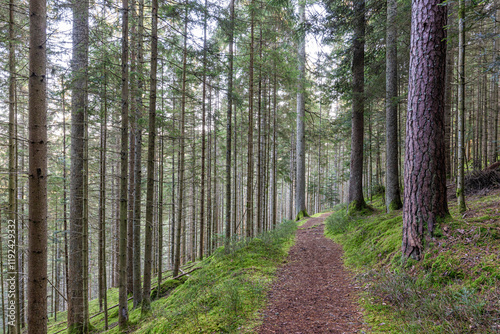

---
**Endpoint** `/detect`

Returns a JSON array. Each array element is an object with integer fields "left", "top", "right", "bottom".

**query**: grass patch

[{"left": 325, "top": 192, "right": 500, "bottom": 333}]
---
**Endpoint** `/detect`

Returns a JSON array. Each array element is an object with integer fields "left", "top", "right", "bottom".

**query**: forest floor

[
  {"left": 258, "top": 213, "right": 363, "bottom": 334},
  {"left": 325, "top": 188, "right": 500, "bottom": 333}
]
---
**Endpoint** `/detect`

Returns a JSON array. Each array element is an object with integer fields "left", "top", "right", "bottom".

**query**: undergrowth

[
  {"left": 325, "top": 192, "right": 500, "bottom": 333},
  {"left": 114, "top": 219, "right": 296, "bottom": 333},
  {"left": 47, "top": 220, "right": 296, "bottom": 333}
]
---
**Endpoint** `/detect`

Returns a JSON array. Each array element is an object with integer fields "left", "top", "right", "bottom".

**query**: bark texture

[
  {"left": 8, "top": 0, "right": 20, "bottom": 331},
  {"left": 225, "top": 0, "right": 234, "bottom": 245},
  {"left": 142, "top": 0, "right": 158, "bottom": 312},
  {"left": 119, "top": 0, "right": 129, "bottom": 327},
  {"left": 456, "top": 0, "right": 466, "bottom": 212},
  {"left": 403, "top": 0, "right": 449, "bottom": 261},
  {"left": 295, "top": 0, "right": 308, "bottom": 220},
  {"left": 68, "top": 0, "right": 89, "bottom": 331},
  {"left": 173, "top": 5, "right": 188, "bottom": 277},
  {"left": 385, "top": 0, "right": 402, "bottom": 212},
  {"left": 347, "top": 0, "right": 366, "bottom": 212},
  {"left": 28, "top": 0, "right": 48, "bottom": 331},
  {"left": 246, "top": 4, "right": 255, "bottom": 238}
]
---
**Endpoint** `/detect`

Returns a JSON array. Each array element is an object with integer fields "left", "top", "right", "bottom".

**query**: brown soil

[{"left": 258, "top": 213, "right": 363, "bottom": 334}]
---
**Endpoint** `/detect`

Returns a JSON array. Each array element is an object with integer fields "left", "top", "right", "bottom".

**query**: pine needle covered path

[{"left": 259, "top": 213, "right": 362, "bottom": 333}]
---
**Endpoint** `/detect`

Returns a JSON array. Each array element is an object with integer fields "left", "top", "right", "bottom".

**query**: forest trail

[{"left": 258, "top": 213, "right": 363, "bottom": 334}]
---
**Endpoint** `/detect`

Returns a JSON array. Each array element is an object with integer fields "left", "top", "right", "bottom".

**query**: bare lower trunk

[
  {"left": 246, "top": 4, "right": 255, "bottom": 238},
  {"left": 28, "top": 0, "right": 48, "bottom": 331},
  {"left": 385, "top": 0, "right": 402, "bottom": 211},
  {"left": 8, "top": 0, "right": 20, "bottom": 330},
  {"left": 348, "top": 0, "right": 366, "bottom": 213},
  {"left": 295, "top": 0, "right": 308, "bottom": 220},
  {"left": 403, "top": 0, "right": 449, "bottom": 260},
  {"left": 68, "top": 0, "right": 89, "bottom": 331},
  {"left": 119, "top": 0, "right": 130, "bottom": 327},
  {"left": 457, "top": 0, "right": 466, "bottom": 212},
  {"left": 225, "top": 0, "right": 234, "bottom": 246},
  {"left": 142, "top": 0, "right": 158, "bottom": 312},
  {"left": 173, "top": 5, "right": 188, "bottom": 277}
]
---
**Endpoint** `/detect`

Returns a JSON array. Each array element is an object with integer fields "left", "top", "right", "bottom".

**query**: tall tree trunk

[
  {"left": 8, "top": 0, "right": 20, "bottom": 330},
  {"left": 68, "top": 0, "right": 89, "bottom": 331},
  {"left": 173, "top": 4, "right": 188, "bottom": 277},
  {"left": 170, "top": 125, "right": 176, "bottom": 267},
  {"left": 98, "top": 29, "right": 109, "bottom": 328},
  {"left": 444, "top": 6, "right": 454, "bottom": 178},
  {"left": 482, "top": 65, "right": 488, "bottom": 168},
  {"left": 272, "top": 71, "right": 278, "bottom": 228},
  {"left": 288, "top": 136, "right": 294, "bottom": 220},
  {"left": 246, "top": 3, "right": 255, "bottom": 237},
  {"left": 119, "top": 0, "right": 130, "bottom": 327},
  {"left": 199, "top": 0, "right": 208, "bottom": 259},
  {"left": 225, "top": 0, "right": 235, "bottom": 247},
  {"left": 0, "top": 208, "right": 5, "bottom": 334},
  {"left": 295, "top": 0, "right": 308, "bottom": 220},
  {"left": 457, "top": 0, "right": 466, "bottom": 212},
  {"left": 257, "top": 31, "right": 263, "bottom": 233},
  {"left": 385, "top": 0, "right": 403, "bottom": 211},
  {"left": 157, "top": 130, "right": 164, "bottom": 298},
  {"left": 28, "top": 0, "right": 48, "bottom": 330},
  {"left": 61, "top": 77, "right": 70, "bottom": 304},
  {"left": 127, "top": 0, "right": 137, "bottom": 297},
  {"left": 133, "top": 0, "right": 145, "bottom": 308},
  {"left": 403, "top": 0, "right": 449, "bottom": 260},
  {"left": 82, "top": 62, "right": 90, "bottom": 327},
  {"left": 348, "top": 0, "right": 367, "bottom": 213},
  {"left": 142, "top": 0, "right": 158, "bottom": 312},
  {"left": 493, "top": 1, "right": 500, "bottom": 163}
]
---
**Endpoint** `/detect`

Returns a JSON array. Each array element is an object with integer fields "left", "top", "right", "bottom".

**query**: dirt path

[{"left": 258, "top": 213, "right": 363, "bottom": 334}]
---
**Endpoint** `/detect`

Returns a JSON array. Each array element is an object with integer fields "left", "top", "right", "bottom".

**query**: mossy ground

[
  {"left": 47, "top": 220, "right": 297, "bottom": 334},
  {"left": 294, "top": 209, "right": 309, "bottom": 221},
  {"left": 325, "top": 189, "right": 500, "bottom": 333}
]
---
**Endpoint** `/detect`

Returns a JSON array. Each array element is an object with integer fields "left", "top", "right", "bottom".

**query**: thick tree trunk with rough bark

[
  {"left": 28, "top": 0, "right": 48, "bottom": 331},
  {"left": 385, "top": 0, "right": 402, "bottom": 212},
  {"left": 295, "top": 0, "right": 308, "bottom": 220},
  {"left": 68, "top": 0, "right": 89, "bottom": 331},
  {"left": 403, "top": 0, "right": 449, "bottom": 261},
  {"left": 348, "top": 0, "right": 367, "bottom": 213}
]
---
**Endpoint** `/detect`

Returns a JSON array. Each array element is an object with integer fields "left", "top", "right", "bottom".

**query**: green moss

[
  {"left": 295, "top": 209, "right": 309, "bottom": 221},
  {"left": 325, "top": 208, "right": 402, "bottom": 268},
  {"left": 387, "top": 200, "right": 402, "bottom": 211},
  {"left": 150, "top": 277, "right": 187, "bottom": 300}
]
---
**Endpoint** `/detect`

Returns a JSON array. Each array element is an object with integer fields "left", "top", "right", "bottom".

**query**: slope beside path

[{"left": 258, "top": 213, "right": 363, "bottom": 333}]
